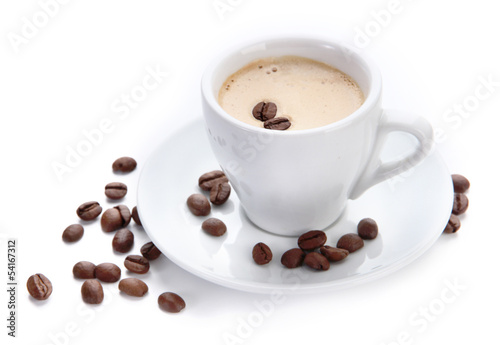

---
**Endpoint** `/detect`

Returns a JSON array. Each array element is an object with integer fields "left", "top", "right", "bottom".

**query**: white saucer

[{"left": 137, "top": 119, "right": 453, "bottom": 294}]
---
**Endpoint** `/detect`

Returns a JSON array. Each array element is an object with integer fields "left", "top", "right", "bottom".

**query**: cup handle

[{"left": 349, "top": 109, "right": 434, "bottom": 199}]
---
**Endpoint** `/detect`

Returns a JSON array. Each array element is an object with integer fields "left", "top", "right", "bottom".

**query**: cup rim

[{"left": 201, "top": 34, "right": 382, "bottom": 136}]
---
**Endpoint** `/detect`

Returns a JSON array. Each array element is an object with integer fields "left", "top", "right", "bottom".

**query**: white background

[{"left": 1, "top": 0, "right": 498, "bottom": 344}]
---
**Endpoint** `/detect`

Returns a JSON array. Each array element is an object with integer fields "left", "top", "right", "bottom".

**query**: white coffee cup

[{"left": 201, "top": 36, "right": 434, "bottom": 236}]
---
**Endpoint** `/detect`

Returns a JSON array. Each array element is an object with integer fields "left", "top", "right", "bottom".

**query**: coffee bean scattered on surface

[
  {"left": 186, "top": 194, "right": 211, "bottom": 216},
  {"left": 124, "top": 255, "right": 150, "bottom": 274},
  {"left": 118, "top": 278, "right": 148, "bottom": 297},
  {"left": 141, "top": 242, "right": 162, "bottom": 260},
  {"left": 252, "top": 102, "right": 278, "bottom": 121},
  {"left": 77, "top": 201, "right": 102, "bottom": 221},
  {"left": 132, "top": 206, "right": 142, "bottom": 226},
  {"left": 281, "top": 248, "right": 306, "bottom": 268},
  {"left": 252, "top": 242, "right": 273, "bottom": 265},
  {"left": 357, "top": 218, "right": 378, "bottom": 240},
  {"left": 62, "top": 224, "right": 84, "bottom": 243},
  {"left": 263, "top": 117, "right": 291, "bottom": 130},
  {"left": 319, "top": 246, "right": 349, "bottom": 262},
  {"left": 73, "top": 261, "right": 96, "bottom": 279},
  {"left": 201, "top": 218, "right": 227, "bottom": 237},
  {"left": 95, "top": 263, "right": 121, "bottom": 282},
  {"left": 112, "top": 157, "right": 137, "bottom": 173},
  {"left": 101, "top": 205, "right": 131, "bottom": 232},
  {"left": 158, "top": 292, "right": 185, "bottom": 313},
  {"left": 298, "top": 230, "right": 327, "bottom": 251},
  {"left": 198, "top": 170, "right": 228, "bottom": 191},
  {"left": 304, "top": 252, "right": 330, "bottom": 271},
  {"left": 105, "top": 182, "right": 128, "bottom": 200},
  {"left": 452, "top": 174, "right": 470, "bottom": 193},
  {"left": 337, "top": 233, "right": 364, "bottom": 253},
  {"left": 81, "top": 279, "right": 104, "bottom": 304},
  {"left": 27, "top": 274, "right": 52, "bottom": 300},
  {"left": 444, "top": 214, "right": 461, "bottom": 233},
  {"left": 112, "top": 228, "right": 134, "bottom": 253},
  {"left": 209, "top": 182, "right": 231, "bottom": 205},
  {"left": 452, "top": 193, "right": 469, "bottom": 215}
]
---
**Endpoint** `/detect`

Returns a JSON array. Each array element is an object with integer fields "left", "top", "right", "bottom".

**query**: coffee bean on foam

[
  {"left": 252, "top": 102, "right": 277, "bottom": 121},
  {"left": 263, "top": 117, "right": 291, "bottom": 130}
]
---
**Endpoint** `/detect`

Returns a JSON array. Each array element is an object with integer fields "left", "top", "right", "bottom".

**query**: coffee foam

[{"left": 218, "top": 56, "right": 365, "bottom": 130}]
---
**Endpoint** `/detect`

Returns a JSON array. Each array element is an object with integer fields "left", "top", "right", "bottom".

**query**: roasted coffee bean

[
  {"left": 304, "top": 252, "right": 330, "bottom": 271},
  {"left": 105, "top": 182, "right": 128, "bottom": 200},
  {"left": 209, "top": 182, "right": 231, "bottom": 205},
  {"left": 124, "top": 255, "right": 150, "bottom": 274},
  {"left": 198, "top": 170, "right": 228, "bottom": 191},
  {"left": 252, "top": 102, "right": 277, "bottom": 121},
  {"left": 62, "top": 224, "right": 84, "bottom": 243},
  {"left": 112, "top": 157, "right": 137, "bottom": 173},
  {"left": 118, "top": 278, "right": 149, "bottom": 297},
  {"left": 452, "top": 174, "right": 470, "bottom": 193},
  {"left": 252, "top": 242, "right": 273, "bottom": 265},
  {"left": 158, "top": 292, "right": 185, "bottom": 313},
  {"left": 298, "top": 230, "right": 327, "bottom": 250},
  {"left": 77, "top": 201, "right": 102, "bottom": 221},
  {"left": 357, "top": 218, "right": 378, "bottom": 240},
  {"left": 95, "top": 263, "right": 121, "bottom": 282},
  {"left": 337, "top": 233, "right": 364, "bottom": 253},
  {"left": 263, "top": 117, "right": 291, "bottom": 130},
  {"left": 101, "top": 205, "right": 131, "bottom": 232},
  {"left": 201, "top": 218, "right": 227, "bottom": 237},
  {"left": 186, "top": 194, "right": 211, "bottom": 216},
  {"left": 27, "top": 274, "right": 52, "bottom": 300},
  {"left": 140, "top": 242, "right": 162, "bottom": 260},
  {"left": 112, "top": 229, "right": 134, "bottom": 253},
  {"left": 132, "top": 206, "right": 142, "bottom": 226},
  {"left": 73, "top": 261, "right": 96, "bottom": 279},
  {"left": 452, "top": 193, "right": 469, "bottom": 215},
  {"left": 281, "top": 248, "right": 306, "bottom": 268},
  {"left": 444, "top": 214, "right": 461, "bottom": 233},
  {"left": 319, "top": 246, "right": 349, "bottom": 262},
  {"left": 81, "top": 279, "right": 104, "bottom": 304}
]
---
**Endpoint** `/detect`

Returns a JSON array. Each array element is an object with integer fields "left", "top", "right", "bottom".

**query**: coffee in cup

[{"left": 218, "top": 55, "right": 364, "bottom": 130}]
